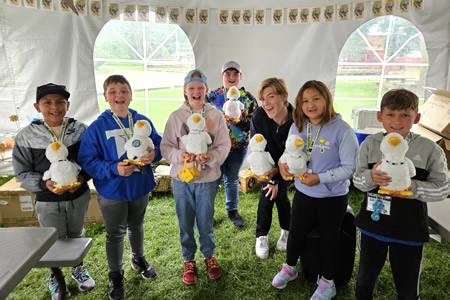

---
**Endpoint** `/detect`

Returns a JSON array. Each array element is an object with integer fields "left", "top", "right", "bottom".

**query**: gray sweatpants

[
  {"left": 35, "top": 189, "right": 91, "bottom": 239},
  {"left": 97, "top": 193, "right": 149, "bottom": 272}
]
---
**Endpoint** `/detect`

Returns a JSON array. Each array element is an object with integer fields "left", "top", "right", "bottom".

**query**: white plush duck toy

[
  {"left": 42, "top": 141, "right": 80, "bottom": 192},
  {"left": 181, "top": 113, "right": 212, "bottom": 155},
  {"left": 223, "top": 86, "right": 244, "bottom": 121},
  {"left": 124, "top": 120, "right": 154, "bottom": 166},
  {"left": 247, "top": 134, "right": 274, "bottom": 179},
  {"left": 279, "top": 135, "right": 307, "bottom": 180},
  {"left": 376, "top": 132, "right": 415, "bottom": 196}
]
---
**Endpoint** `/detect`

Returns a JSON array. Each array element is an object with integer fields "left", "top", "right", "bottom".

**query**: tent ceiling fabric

[{"left": 0, "top": 0, "right": 449, "bottom": 133}]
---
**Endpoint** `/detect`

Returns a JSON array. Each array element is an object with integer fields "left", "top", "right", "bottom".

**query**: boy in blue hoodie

[{"left": 78, "top": 75, "right": 162, "bottom": 300}]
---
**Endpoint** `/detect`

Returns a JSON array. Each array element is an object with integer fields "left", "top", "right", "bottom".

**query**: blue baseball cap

[{"left": 184, "top": 69, "right": 208, "bottom": 87}]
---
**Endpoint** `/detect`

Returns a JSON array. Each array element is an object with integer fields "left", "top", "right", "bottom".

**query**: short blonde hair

[{"left": 257, "top": 77, "right": 288, "bottom": 101}]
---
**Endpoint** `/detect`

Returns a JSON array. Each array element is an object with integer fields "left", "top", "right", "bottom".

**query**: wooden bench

[{"left": 35, "top": 238, "right": 92, "bottom": 300}]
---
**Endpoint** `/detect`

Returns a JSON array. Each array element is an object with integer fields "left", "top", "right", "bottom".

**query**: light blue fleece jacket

[{"left": 291, "top": 114, "right": 358, "bottom": 198}]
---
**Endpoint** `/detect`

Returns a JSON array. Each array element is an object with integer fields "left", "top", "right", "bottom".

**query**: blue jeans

[
  {"left": 172, "top": 179, "right": 218, "bottom": 261},
  {"left": 216, "top": 148, "right": 248, "bottom": 211}
]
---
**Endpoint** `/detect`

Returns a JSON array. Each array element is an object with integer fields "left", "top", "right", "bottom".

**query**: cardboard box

[
  {"left": 0, "top": 178, "right": 103, "bottom": 227},
  {"left": 419, "top": 87, "right": 450, "bottom": 139},
  {"left": 239, "top": 169, "right": 260, "bottom": 192},
  {"left": 412, "top": 124, "right": 450, "bottom": 170}
]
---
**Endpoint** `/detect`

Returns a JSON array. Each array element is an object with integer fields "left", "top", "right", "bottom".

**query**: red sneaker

[
  {"left": 204, "top": 256, "right": 222, "bottom": 280},
  {"left": 183, "top": 260, "right": 197, "bottom": 285}
]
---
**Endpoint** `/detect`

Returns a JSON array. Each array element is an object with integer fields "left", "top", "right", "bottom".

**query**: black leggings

[
  {"left": 356, "top": 233, "right": 423, "bottom": 300},
  {"left": 256, "top": 180, "right": 291, "bottom": 237},
  {"left": 286, "top": 190, "right": 347, "bottom": 280}
]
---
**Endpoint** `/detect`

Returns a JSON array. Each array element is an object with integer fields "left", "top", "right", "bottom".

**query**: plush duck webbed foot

[
  {"left": 53, "top": 181, "right": 81, "bottom": 192},
  {"left": 248, "top": 170, "right": 268, "bottom": 180},
  {"left": 378, "top": 189, "right": 413, "bottom": 196},
  {"left": 123, "top": 159, "right": 146, "bottom": 166},
  {"left": 224, "top": 117, "right": 241, "bottom": 123},
  {"left": 286, "top": 175, "right": 305, "bottom": 181}
]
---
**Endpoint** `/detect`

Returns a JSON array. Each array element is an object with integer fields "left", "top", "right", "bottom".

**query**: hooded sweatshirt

[
  {"left": 291, "top": 114, "right": 359, "bottom": 198},
  {"left": 353, "top": 131, "right": 450, "bottom": 242},
  {"left": 161, "top": 103, "right": 231, "bottom": 183},
  {"left": 77, "top": 109, "right": 162, "bottom": 201}
]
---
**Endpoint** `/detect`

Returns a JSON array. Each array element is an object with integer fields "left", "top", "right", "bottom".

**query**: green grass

[
  {"left": 95, "top": 62, "right": 191, "bottom": 74},
  {"left": 0, "top": 175, "right": 13, "bottom": 186},
  {"left": 5, "top": 184, "right": 450, "bottom": 300},
  {"left": 335, "top": 80, "right": 380, "bottom": 98},
  {"left": 133, "top": 88, "right": 184, "bottom": 99}
]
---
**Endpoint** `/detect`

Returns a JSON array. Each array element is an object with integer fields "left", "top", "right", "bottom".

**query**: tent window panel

[
  {"left": 94, "top": 14, "right": 195, "bottom": 133},
  {"left": 336, "top": 16, "right": 428, "bottom": 127}
]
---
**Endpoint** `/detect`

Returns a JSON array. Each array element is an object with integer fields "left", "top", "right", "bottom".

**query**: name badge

[{"left": 367, "top": 193, "right": 391, "bottom": 221}]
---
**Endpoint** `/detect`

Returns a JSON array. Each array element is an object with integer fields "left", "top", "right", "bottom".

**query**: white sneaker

[
  {"left": 49, "top": 273, "right": 71, "bottom": 300},
  {"left": 276, "top": 229, "right": 289, "bottom": 251},
  {"left": 255, "top": 235, "right": 269, "bottom": 259},
  {"left": 71, "top": 265, "right": 95, "bottom": 291}
]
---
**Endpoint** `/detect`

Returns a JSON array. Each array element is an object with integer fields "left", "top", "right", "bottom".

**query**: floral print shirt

[{"left": 208, "top": 86, "right": 258, "bottom": 151}]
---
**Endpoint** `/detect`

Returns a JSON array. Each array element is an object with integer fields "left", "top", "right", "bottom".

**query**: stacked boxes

[
  {"left": 412, "top": 87, "right": 450, "bottom": 242},
  {"left": 0, "top": 178, "right": 103, "bottom": 227},
  {"left": 412, "top": 87, "right": 450, "bottom": 170}
]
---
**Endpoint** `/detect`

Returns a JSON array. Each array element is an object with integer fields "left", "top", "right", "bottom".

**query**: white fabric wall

[{"left": 0, "top": 0, "right": 449, "bottom": 133}]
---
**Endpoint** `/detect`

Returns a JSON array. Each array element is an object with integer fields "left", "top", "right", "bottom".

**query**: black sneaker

[
  {"left": 227, "top": 210, "right": 245, "bottom": 228},
  {"left": 131, "top": 256, "right": 158, "bottom": 280},
  {"left": 108, "top": 270, "right": 124, "bottom": 300}
]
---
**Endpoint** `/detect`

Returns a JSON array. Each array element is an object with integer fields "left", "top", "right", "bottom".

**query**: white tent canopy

[{"left": 0, "top": 0, "right": 449, "bottom": 133}]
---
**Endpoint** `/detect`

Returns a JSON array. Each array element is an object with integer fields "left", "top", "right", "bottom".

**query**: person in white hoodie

[{"left": 161, "top": 69, "right": 231, "bottom": 286}]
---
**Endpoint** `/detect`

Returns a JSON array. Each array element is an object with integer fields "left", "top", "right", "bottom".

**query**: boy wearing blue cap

[
  {"left": 13, "top": 83, "right": 95, "bottom": 300},
  {"left": 161, "top": 69, "right": 231, "bottom": 285}
]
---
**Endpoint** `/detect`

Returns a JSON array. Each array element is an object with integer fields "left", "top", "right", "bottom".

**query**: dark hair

[
  {"left": 293, "top": 80, "right": 336, "bottom": 132},
  {"left": 103, "top": 75, "right": 132, "bottom": 94},
  {"left": 380, "top": 89, "right": 419, "bottom": 113},
  {"left": 257, "top": 77, "right": 288, "bottom": 102}
]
